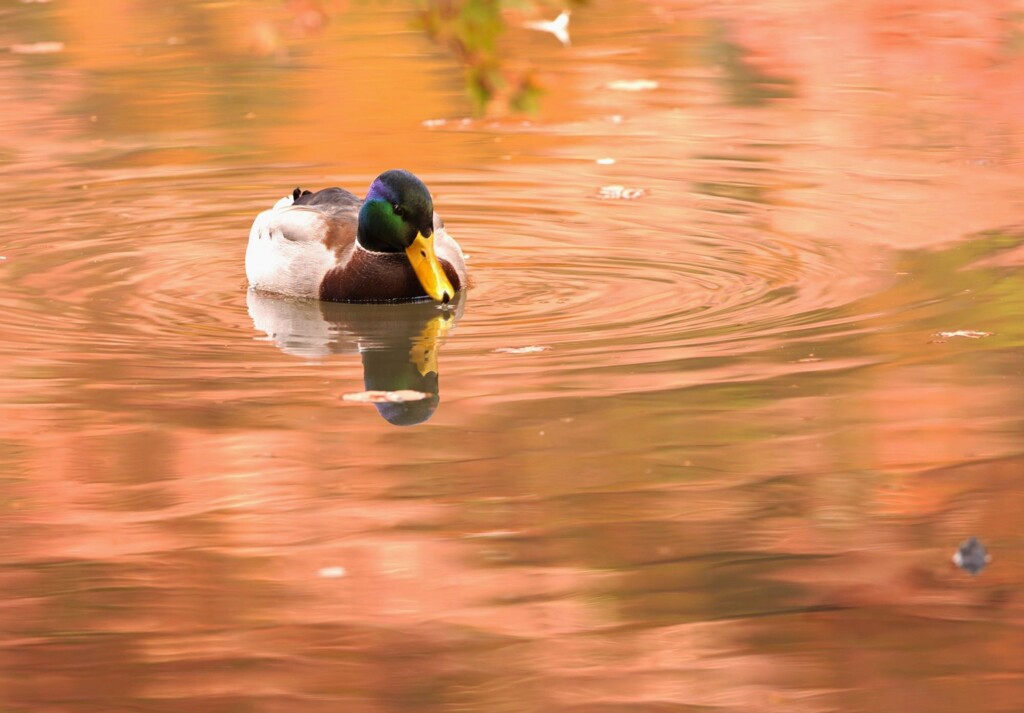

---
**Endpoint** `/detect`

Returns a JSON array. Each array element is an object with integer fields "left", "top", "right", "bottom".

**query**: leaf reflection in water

[
  {"left": 416, "top": 0, "right": 552, "bottom": 115},
  {"left": 342, "top": 390, "right": 434, "bottom": 404}
]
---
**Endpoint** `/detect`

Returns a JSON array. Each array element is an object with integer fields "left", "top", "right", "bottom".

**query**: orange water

[{"left": 2, "top": 1, "right": 1024, "bottom": 711}]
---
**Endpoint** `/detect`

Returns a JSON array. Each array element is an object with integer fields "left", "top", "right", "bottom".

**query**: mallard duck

[{"left": 246, "top": 169, "right": 466, "bottom": 303}]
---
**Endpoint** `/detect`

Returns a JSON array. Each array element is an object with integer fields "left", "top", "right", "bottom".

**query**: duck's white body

[{"left": 246, "top": 194, "right": 339, "bottom": 299}]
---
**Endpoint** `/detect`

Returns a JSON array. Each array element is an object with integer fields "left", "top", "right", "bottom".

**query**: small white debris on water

[
  {"left": 318, "top": 566, "right": 347, "bottom": 578},
  {"left": 932, "top": 330, "right": 993, "bottom": 340},
  {"left": 598, "top": 185, "right": 647, "bottom": 200},
  {"left": 342, "top": 390, "right": 433, "bottom": 403},
  {"left": 493, "top": 346, "right": 550, "bottom": 354},
  {"left": 607, "top": 79, "right": 659, "bottom": 91},
  {"left": 596, "top": 158, "right": 616, "bottom": 165},
  {"left": 9, "top": 41, "right": 64, "bottom": 54},
  {"left": 422, "top": 118, "right": 447, "bottom": 128}
]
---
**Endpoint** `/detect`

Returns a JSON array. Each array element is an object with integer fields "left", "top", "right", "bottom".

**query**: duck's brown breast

[{"left": 319, "top": 248, "right": 462, "bottom": 302}]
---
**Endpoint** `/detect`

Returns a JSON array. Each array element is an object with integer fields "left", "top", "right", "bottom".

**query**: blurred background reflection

[{"left": 1, "top": 0, "right": 1023, "bottom": 711}]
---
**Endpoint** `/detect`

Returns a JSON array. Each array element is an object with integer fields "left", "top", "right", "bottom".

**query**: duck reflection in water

[{"left": 247, "top": 289, "right": 465, "bottom": 426}]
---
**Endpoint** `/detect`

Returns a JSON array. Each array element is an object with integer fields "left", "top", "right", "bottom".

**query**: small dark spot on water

[{"left": 953, "top": 536, "right": 990, "bottom": 575}]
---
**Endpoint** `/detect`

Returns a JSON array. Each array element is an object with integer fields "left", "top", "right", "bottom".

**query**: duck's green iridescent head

[{"left": 358, "top": 169, "right": 454, "bottom": 303}]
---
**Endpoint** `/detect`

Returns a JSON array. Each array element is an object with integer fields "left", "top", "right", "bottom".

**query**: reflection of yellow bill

[
  {"left": 410, "top": 313, "right": 454, "bottom": 376},
  {"left": 405, "top": 231, "right": 455, "bottom": 303}
]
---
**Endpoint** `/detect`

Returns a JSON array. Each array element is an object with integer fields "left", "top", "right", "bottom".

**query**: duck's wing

[
  {"left": 251, "top": 205, "right": 325, "bottom": 243},
  {"left": 252, "top": 188, "right": 361, "bottom": 243}
]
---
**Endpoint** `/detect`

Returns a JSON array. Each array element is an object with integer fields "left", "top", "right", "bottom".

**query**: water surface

[{"left": 2, "top": 1, "right": 1024, "bottom": 711}]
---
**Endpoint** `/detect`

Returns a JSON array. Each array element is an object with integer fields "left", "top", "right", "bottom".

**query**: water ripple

[{"left": 1, "top": 165, "right": 895, "bottom": 407}]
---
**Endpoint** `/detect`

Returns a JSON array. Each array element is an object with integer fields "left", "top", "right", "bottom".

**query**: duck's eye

[{"left": 393, "top": 204, "right": 405, "bottom": 217}]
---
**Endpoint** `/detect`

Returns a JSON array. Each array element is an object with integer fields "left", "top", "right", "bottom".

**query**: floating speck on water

[
  {"left": 930, "top": 330, "right": 993, "bottom": 342},
  {"left": 606, "top": 114, "right": 624, "bottom": 123},
  {"left": 493, "top": 346, "right": 550, "bottom": 354},
  {"left": 607, "top": 79, "right": 659, "bottom": 91},
  {"left": 596, "top": 158, "right": 616, "bottom": 165},
  {"left": 953, "top": 537, "right": 990, "bottom": 575},
  {"left": 598, "top": 185, "right": 647, "bottom": 200},
  {"left": 318, "top": 566, "right": 347, "bottom": 578},
  {"left": 342, "top": 390, "right": 433, "bottom": 403},
  {"left": 421, "top": 118, "right": 447, "bottom": 128},
  {"left": 9, "top": 41, "right": 64, "bottom": 54}
]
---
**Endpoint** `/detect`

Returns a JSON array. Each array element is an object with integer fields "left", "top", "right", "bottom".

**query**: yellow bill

[{"left": 405, "top": 231, "right": 455, "bottom": 303}]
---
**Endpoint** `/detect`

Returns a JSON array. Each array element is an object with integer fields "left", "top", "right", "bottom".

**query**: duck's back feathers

[{"left": 293, "top": 186, "right": 362, "bottom": 215}]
